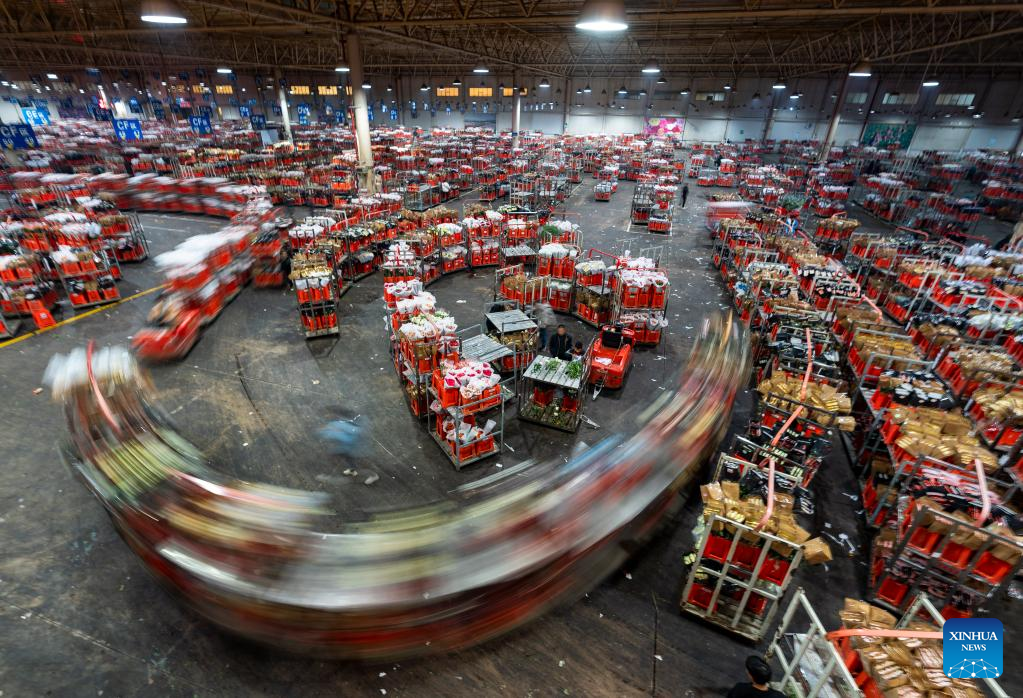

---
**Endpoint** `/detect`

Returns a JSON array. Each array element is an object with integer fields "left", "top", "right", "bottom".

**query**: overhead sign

[
  {"left": 189, "top": 115, "right": 212, "bottom": 134},
  {"left": 21, "top": 107, "right": 50, "bottom": 126},
  {"left": 239, "top": 106, "right": 251, "bottom": 117},
  {"left": 249, "top": 114, "right": 266, "bottom": 130},
  {"left": 0, "top": 123, "right": 39, "bottom": 150},
  {"left": 113, "top": 118, "right": 143, "bottom": 142}
]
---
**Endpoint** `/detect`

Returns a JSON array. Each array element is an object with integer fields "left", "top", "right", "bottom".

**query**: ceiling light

[
  {"left": 723, "top": 84, "right": 732, "bottom": 91},
  {"left": 968, "top": 104, "right": 976, "bottom": 110},
  {"left": 641, "top": 59, "right": 661, "bottom": 74},
  {"left": 973, "top": 113, "right": 982, "bottom": 119},
  {"left": 921, "top": 77, "right": 939, "bottom": 87},
  {"left": 420, "top": 83, "right": 429, "bottom": 91},
  {"left": 140, "top": 0, "right": 187, "bottom": 24},
  {"left": 576, "top": 88, "right": 582, "bottom": 94},
  {"left": 656, "top": 77, "right": 666, "bottom": 85},
  {"left": 752, "top": 91, "right": 761, "bottom": 99},
  {"left": 680, "top": 88, "right": 690, "bottom": 95},
  {"left": 335, "top": 65, "right": 350, "bottom": 73},
  {"left": 46, "top": 73, "right": 58, "bottom": 80},
  {"left": 473, "top": 64, "right": 489, "bottom": 74},
  {"left": 1013, "top": 117, "right": 1021, "bottom": 123},
  {"left": 362, "top": 81, "right": 371, "bottom": 89},
  {"left": 789, "top": 93, "right": 799, "bottom": 100},
  {"left": 499, "top": 83, "right": 506, "bottom": 91},
  {"left": 216, "top": 67, "right": 232, "bottom": 74},
  {"left": 539, "top": 78, "right": 550, "bottom": 88},
  {"left": 583, "top": 84, "right": 592, "bottom": 93},
  {"left": 639, "top": 89, "right": 647, "bottom": 96},
  {"left": 78, "top": 88, "right": 84, "bottom": 94},
  {"left": 772, "top": 80, "right": 786, "bottom": 90},
  {"left": 849, "top": 60, "right": 872, "bottom": 77},
  {"left": 452, "top": 77, "right": 462, "bottom": 86},
  {"left": 575, "top": 0, "right": 628, "bottom": 32},
  {"left": 618, "top": 85, "right": 627, "bottom": 94},
  {"left": 387, "top": 85, "right": 393, "bottom": 92}
]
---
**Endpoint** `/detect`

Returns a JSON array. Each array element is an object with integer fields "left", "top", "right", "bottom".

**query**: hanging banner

[
  {"left": 189, "top": 115, "right": 212, "bottom": 134},
  {"left": 861, "top": 123, "right": 916, "bottom": 150},
  {"left": 643, "top": 117, "right": 685, "bottom": 137},
  {"left": 112, "top": 118, "right": 143, "bottom": 142},
  {"left": 249, "top": 114, "right": 266, "bottom": 130},
  {"left": 239, "top": 106, "right": 250, "bottom": 117},
  {"left": 21, "top": 107, "right": 50, "bottom": 126},
  {"left": 389, "top": 108, "right": 398, "bottom": 121},
  {"left": 0, "top": 123, "right": 39, "bottom": 150},
  {"left": 128, "top": 97, "right": 143, "bottom": 114},
  {"left": 367, "top": 104, "right": 374, "bottom": 121},
  {"left": 335, "top": 110, "right": 346, "bottom": 125}
]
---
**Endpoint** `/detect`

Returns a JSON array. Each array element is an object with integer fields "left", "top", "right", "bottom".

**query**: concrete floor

[{"left": 0, "top": 181, "right": 1019, "bottom": 697}]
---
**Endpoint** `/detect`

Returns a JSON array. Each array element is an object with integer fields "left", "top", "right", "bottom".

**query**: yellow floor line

[{"left": 0, "top": 284, "right": 164, "bottom": 350}]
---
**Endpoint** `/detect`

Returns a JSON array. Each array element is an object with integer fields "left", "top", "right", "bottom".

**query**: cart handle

[
  {"left": 86, "top": 340, "right": 121, "bottom": 436},
  {"left": 825, "top": 628, "right": 942, "bottom": 640},
  {"left": 755, "top": 327, "right": 813, "bottom": 532},
  {"left": 974, "top": 457, "right": 991, "bottom": 524}
]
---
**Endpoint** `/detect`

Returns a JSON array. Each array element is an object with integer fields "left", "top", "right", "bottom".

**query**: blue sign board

[
  {"left": 153, "top": 102, "right": 165, "bottom": 119},
  {"left": 22, "top": 107, "right": 50, "bottom": 126},
  {"left": 0, "top": 123, "right": 39, "bottom": 150},
  {"left": 113, "top": 118, "right": 143, "bottom": 142},
  {"left": 249, "top": 114, "right": 266, "bottom": 130},
  {"left": 239, "top": 106, "right": 250, "bottom": 117},
  {"left": 197, "top": 105, "right": 212, "bottom": 117},
  {"left": 32, "top": 99, "right": 49, "bottom": 109},
  {"left": 189, "top": 115, "right": 212, "bottom": 134},
  {"left": 335, "top": 111, "right": 346, "bottom": 125},
  {"left": 128, "top": 97, "right": 143, "bottom": 114}
]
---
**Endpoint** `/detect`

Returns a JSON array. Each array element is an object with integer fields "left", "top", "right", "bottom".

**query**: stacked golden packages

[
  {"left": 915, "top": 499, "right": 1022, "bottom": 564},
  {"left": 915, "top": 321, "right": 961, "bottom": 349},
  {"left": 756, "top": 373, "right": 855, "bottom": 431},
  {"left": 971, "top": 385, "right": 1023, "bottom": 424},
  {"left": 852, "top": 332, "right": 921, "bottom": 366},
  {"left": 700, "top": 481, "right": 812, "bottom": 544},
  {"left": 834, "top": 305, "right": 896, "bottom": 334},
  {"left": 838, "top": 598, "right": 983, "bottom": 697},
  {"left": 887, "top": 406, "right": 999, "bottom": 472},
  {"left": 950, "top": 346, "right": 1018, "bottom": 380}
]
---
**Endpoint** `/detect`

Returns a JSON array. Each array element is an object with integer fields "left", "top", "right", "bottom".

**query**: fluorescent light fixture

[
  {"left": 968, "top": 104, "right": 976, "bottom": 110},
  {"left": 335, "top": 65, "right": 350, "bottom": 73},
  {"left": 575, "top": 0, "right": 628, "bottom": 32},
  {"left": 539, "top": 78, "right": 550, "bottom": 88},
  {"left": 576, "top": 88, "right": 582, "bottom": 94},
  {"left": 387, "top": 85, "right": 394, "bottom": 92},
  {"left": 216, "top": 67, "right": 232, "bottom": 74},
  {"left": 849, "top": 60, "right": 872, "bottom": 77},
  {"left": 362, "top": 81, "right": 371, "bottom": 89},
  {"left": 680, "top": 88, "right": 690, "bottom": 95},
  {"left": 140, "top": 0, "right": 187, "bottom": 23},
  {"left": 452, "top": 77, "right": 462, "bottom": 86},
  {"left": 583, "top": 84, "right": 592, "bottom": 93},
  {"left": 656, "top": 76, "right": 666, "bottom": 85},
  {"left": 473, "top": 64, "right": 489, "bottom": 74},
  {"left": 420, "top": 83, "right": 429, "bottom": 91},
  {"left": 723, "top": 84, "right": 732, "bottom": 91},
  {"left": 641, "top": 59, "right": 661, "bottom": 74},
  {"left": 921, "top": 78, "right": 939, "bottom": 87},
  {"left": 618, "top": 85, "right": 627, "bottom": 94},
  {"left": 639, "top": 89, "right": 647, "bottom": 96},
  {"left": 46, "top": 73, "right": 58, "bottom": 80},
  {"left": 789, "top": 93, "right": 799, "bottom": 99},
  {"left": 772, "top": 80, "right": 786, "bottom": 90}
]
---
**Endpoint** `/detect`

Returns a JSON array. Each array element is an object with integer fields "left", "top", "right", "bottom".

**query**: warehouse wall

[{"left": 0, "top": 69, "right": 1020, "bottom": 154}]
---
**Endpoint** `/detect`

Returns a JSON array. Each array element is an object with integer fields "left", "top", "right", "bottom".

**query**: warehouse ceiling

[{"left": 1, "top": 1, "right": 1023, "bottom": 81}]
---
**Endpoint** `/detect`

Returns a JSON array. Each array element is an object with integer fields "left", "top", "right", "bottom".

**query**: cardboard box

[{"left": 802, "top": 537, "right": 832, "bottom": 565}]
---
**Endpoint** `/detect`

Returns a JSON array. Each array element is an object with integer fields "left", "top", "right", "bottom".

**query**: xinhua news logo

[{"left": 943, "top": 618, "right": 1003, "bottom": 679}]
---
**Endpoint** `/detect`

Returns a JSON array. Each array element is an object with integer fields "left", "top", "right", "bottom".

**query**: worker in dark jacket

[
  {"left": 548, "top": 324, "right": 572, "bottom": 360},
  {"left": 681, "top": 184, "right": 689, "bottom": 208}
]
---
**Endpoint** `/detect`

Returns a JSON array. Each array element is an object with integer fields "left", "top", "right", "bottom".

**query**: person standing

[
  {"left": 534, "top": 300, "right": 556, "bottom": 351},
  {"left": 681, "top": 183, "right": 689, "bottom": 208},
  {"left": 727, "top": 656, "right": 785, "bottom": 698},
  {"left": 548, "top": 324, "right": 572, "bottom": 360}
]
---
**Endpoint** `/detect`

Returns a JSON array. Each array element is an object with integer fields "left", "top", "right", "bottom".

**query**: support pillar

[
  {"left": 760, "top": 90, "right": 776, "bottom": 143},
  {"left": 512, "top": 73, "right": 522, "bottom": 149},
  {"left": 1013, "top": 126, "right": 1023, "bottom": 157},
  {"left": 819, "top": 72, "right": 850, "bottom": 161},
  {"left": 347, "top": 32, "right": 375, "bottom": 193},
  {"left": 856, "top": 79, "right": 883, "bottom": 144},
  {"left": 274, "top": 70, "right": 292, "bottom": 142},
  {"left": 562, "top": 78, "right": 571, "bottom": 134}
]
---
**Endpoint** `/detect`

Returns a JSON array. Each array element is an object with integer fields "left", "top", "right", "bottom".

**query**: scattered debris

[
  {"left": 32, "top": 388, "right": 43, "bottom": 395},
  {"left": 364, "top": 474, "right": 380, "bottom": 486}
]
